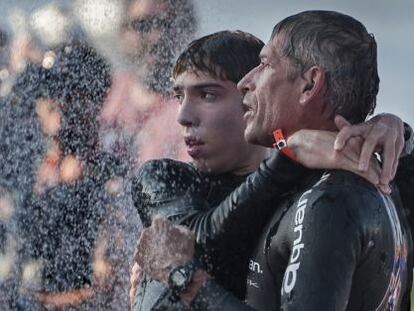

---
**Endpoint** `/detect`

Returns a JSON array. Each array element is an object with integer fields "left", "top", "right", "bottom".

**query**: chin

[
  {"left": 244, "top": 128, "right": 272, "bottom": 147},
  {"left": 194, "top": 158, "right": 228, "bottom": 175},
  {"left": 192, "top": 159, "right": 212, "bottom": 173}
]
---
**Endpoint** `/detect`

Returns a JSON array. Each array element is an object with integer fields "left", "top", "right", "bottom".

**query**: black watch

[{"left": 168, "top": 261, "right": 197, "bottom": 293}]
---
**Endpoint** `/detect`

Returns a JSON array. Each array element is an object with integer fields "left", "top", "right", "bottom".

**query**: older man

[{"left": 136, "top": 11, "right": 414, "bottom": 311}]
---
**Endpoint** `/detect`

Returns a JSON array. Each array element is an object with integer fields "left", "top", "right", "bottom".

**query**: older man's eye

[{"left": 260, "top": 61, "right": 270, "bottom": 69}]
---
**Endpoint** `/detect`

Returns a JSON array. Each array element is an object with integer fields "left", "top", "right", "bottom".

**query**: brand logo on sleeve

[
  {"left": 249, "top": 259, "right": 263, "bottom": 274},
  {"left": 282, "top": 173, "right": 329, "bottom": 295},
  {"left": 247, "top": 279, "right": 260, "bottom": 288}
]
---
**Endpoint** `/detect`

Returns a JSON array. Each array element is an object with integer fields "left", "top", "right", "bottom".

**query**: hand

[
  {"left": 288, "top": 129, "right": 382, "bottom": 188},
  {"left": 135, "top": 216, "right": 195, "bottom": 284},
  {"left": 129, "top": 262, "right": 143, "bottom": 309},
  {"left": 334, "top": 114, "right": 405, "bottom": 186}
]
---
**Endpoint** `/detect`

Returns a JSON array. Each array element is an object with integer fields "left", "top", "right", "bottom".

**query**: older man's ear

[{"left": 298, "top": 66, "right": 326, "bottom": 106}]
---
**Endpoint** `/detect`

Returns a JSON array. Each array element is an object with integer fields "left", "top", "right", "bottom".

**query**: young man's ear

[{"left": 299, "top": 66, "right": 326, "bottom": 105}]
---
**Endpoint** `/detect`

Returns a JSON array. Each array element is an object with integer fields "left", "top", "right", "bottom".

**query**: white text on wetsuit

[{"left": 282, "top": 189, "right": 312, "bottom": 295}]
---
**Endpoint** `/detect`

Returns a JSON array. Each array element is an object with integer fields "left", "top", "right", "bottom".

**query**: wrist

[
  {"left": 167, "top": 260, "right": 197, "bottom": 294},
  {"left": 272, "top": 129, "right": 296, "bottom": 161},
  {"left": 180, "top": 269, "right": 210, "bottom": 306}
]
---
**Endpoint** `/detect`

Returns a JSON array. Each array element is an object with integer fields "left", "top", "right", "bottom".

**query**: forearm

[
  {"left": 188, "top": 277, "right": 257, "bottom": 311},
  {"left": 134, "top": 154, "right": 306, "bottom": 246},
  {"left": 179, "top": 151, "right": 307, "bottom": 244}
]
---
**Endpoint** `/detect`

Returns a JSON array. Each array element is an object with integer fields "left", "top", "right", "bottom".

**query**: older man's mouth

[
  {"left": 242, "top": 100, "right": 256, "bottom": 119},
  {"left": 242, "top": 101, "right": 252, "bottom": 113}
]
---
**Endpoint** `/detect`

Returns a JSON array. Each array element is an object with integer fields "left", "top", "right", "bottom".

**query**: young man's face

[
  {"left": 238, "top": 34, "right": 303, "bottom": 147},
  {"left": 173, "top": 70, "right": 265, "bottom": 175}
]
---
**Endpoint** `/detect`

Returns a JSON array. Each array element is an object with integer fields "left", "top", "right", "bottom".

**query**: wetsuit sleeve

[
  {"left": 277, "top": 189, "right": 362, "bottom": 310},
  {"left": 132, "top": 152, "right": 307, "bottom": 241},
  {"left": 192, "top": 279, "right": 256, "bottom": 310},
  {"left": 179, "top": 151, "right": 307, "bottom": 245},
  {"left": 132, "top": 159, "right": 208, "bottom": 227},
  {"left": 131, "top": 154, "right": 306, "bottom": 309},
  {"left": 396, "top": 123, "right": 414, "bottom": 232}
]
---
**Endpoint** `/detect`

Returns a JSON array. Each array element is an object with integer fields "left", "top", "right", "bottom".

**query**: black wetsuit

[
  {"left": 133, "top": 136, "right": 414, "bottom": 310},
  {"left": 132, "top": 152, "right": 307, "bottom": 310},
  {"left": 192, "top": 169, "right": 413, "bottom": 311}
]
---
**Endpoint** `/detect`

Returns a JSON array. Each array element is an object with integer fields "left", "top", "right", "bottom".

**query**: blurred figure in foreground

[
  {"left": 101, "top": 0, "right": 196, "bottom": 166},
  {"left": 0, "top": 28, "right": 11, "bottom": 96},
  {"left": 0, "top": 42, "right": 138, "bottom": 310}
]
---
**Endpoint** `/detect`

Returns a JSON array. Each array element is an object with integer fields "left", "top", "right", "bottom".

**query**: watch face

[
  {"left": 169, "top": 264, "right": 194, "bottom": 292},
  {"left": 171, "top": 269, "right": 187, "bottom": 287}
]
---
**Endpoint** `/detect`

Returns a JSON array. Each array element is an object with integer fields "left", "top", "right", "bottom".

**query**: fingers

[
  {"left": 129, "top": 263, "right": 142, "bottom": 307},
  {"left": 369, "top": 122, "right": 401, "bottom": 184},
  {"left": 377, "top": 184, "right": 392, "bottom": 194},
  {"left": 332, "top": 113, "right": 406, "bottom": 193},
  {"left": 334, "top": 115, "right": 351, "bottom": 130},
  {"left": 391, "top": 129, "right": 405, "bottom": 179},
  {"left": 364, "top": 163, "right": 380, "bottom": 186},
  {"left": 358, "top": 134, "right": 379, "bottom": 171},
  {"left": 342, "top": 136, "right": 364, "bottom": 164},
  {"left": 379, "top": 139, "right": 396, "bottom": 185},
  {"left": 134, "top": 229, "right": 149, "bottom": 267},
  {"left": 334, "top": 116, "right": 364, "bottom": 151},
  {"left": 152, "top": 214, "right": 167, "bottom": 232},
  {"left": 356, "top": 157, "right": 380, "bottom": 185},
  {"left": 335, "top": 141, "right": 380, "bottom": 185}
]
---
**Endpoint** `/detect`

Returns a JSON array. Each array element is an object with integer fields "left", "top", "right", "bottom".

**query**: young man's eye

[
  {"left": 173, "top": 93, "right": 184, "bottom": 103},
  {"left": 202, "top": 92, "right": 216, "bottom": 101}
]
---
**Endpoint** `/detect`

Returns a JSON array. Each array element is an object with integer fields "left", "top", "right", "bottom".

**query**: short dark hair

[
  {"left": 272, "top": 10, "right": 379, "bottom": 123},
  {"left": 173, "top": 30, "right": 264, "bottom": 84}
]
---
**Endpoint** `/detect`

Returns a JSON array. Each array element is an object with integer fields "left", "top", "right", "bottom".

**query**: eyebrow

[{"left": 173, "top": 83, "right": 225, "bottom": 92}]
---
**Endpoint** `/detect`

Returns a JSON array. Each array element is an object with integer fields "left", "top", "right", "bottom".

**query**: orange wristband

[{"left": 272, "top": 129, "right": 296, "bottom": 161}]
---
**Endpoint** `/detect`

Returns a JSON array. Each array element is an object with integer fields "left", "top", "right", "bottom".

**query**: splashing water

[{"left": 0, "top": 0, "right": 196, "bottom": 310}]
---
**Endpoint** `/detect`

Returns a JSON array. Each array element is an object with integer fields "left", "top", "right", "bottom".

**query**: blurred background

[
  {"left": 0, "top": 1, "right": 412, "bottom": 310},
  {"left": 0, "top": 0, "right": 412, "bottom": 125}
]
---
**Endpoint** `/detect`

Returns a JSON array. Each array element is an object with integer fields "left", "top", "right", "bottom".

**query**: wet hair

[
  {"left": 41, "top": 43, "right": 111, "bottom": 163},
  {"left": 271, "top": 10, "right": 379, "bottom": 123},
  {"left": 173, "top": 30, "right": 264, "bottom": 84}
]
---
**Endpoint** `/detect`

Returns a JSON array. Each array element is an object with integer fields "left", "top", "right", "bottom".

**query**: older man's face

[{"left": 237, "top": 34, "right": 303, "bottom": 147}]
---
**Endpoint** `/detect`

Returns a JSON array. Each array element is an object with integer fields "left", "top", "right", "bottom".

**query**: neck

[
  {"left": 231, "top": 145, "right": 269, "bottom": 176},
  {"left": 294, "top": 104, "right": 337, "bottom": 134}
]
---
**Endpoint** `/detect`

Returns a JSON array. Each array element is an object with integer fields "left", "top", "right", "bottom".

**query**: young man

[
  {"left": 131, "top": 29, "right": 413, "bottom": 310},
  {"left": 136, "top": 12, "right": 414, "bottom": 310}
]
